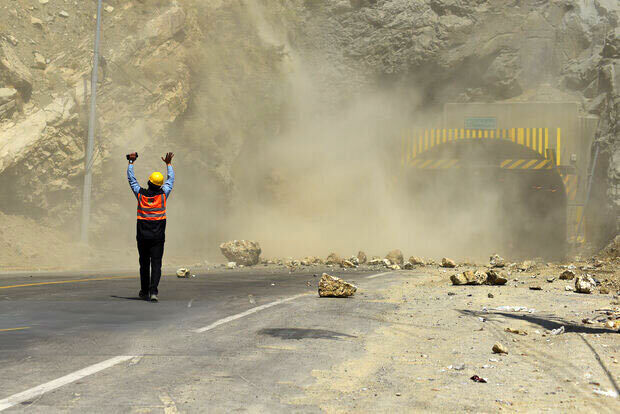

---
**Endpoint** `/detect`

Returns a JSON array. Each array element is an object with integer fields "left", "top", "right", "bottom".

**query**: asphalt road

[{"left": 0, "top": 266, "right": 400, "bottom": 412}]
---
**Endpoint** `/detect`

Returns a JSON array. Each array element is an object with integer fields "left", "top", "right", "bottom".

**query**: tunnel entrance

[{"left": 401, "top": 139, "right": 567, "bottom": 259}]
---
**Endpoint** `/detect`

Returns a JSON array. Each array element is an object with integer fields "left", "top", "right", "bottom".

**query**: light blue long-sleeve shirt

[{"left": 127, "top": 164, "right": 174, "bottom": 199}]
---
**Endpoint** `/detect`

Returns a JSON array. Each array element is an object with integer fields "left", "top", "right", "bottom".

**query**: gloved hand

[{"left": 162, "top": 152, "right": 174, "bottom": 165}]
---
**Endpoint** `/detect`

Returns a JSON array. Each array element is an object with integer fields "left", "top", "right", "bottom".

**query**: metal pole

[{"left": 81, "top": 0, "right": 103, "bottom": 243}]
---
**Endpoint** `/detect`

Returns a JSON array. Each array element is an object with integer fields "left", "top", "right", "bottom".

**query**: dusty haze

[{"left": 0, "top": 0, "right": 617, "bottom": 269}]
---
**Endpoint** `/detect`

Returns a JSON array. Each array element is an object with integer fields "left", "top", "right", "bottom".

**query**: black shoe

[
  {"left": 139, "top": 291, "right": 148, "bottom": 300},
  {"left": 150, "top": 294, "right": 159, "bottom": 302}
]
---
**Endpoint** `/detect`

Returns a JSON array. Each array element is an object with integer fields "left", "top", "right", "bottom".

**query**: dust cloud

[{"left": 165, "top": 1, "right": 529, "bottom": 263}]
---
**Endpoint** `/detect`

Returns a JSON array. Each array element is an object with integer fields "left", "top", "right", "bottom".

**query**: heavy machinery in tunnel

[{"left": 398, "top": 102, "right": 597, "bottom": 259}]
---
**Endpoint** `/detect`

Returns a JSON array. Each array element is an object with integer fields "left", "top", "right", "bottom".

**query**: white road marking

[
  {"left": 1, "top": 284, "right": 326, "bottom": 406},
  {"left": 0, "top": 355, "right": 134, "bottom": 411},
  {"left": 187, "top": 299, "right": 194, "bottom": 308},
  {"left": 366, "top": 271, "right": 393, "bottom": 279},
  {"left": 193, "top": 293, "right": 308, "bottom": 333}
]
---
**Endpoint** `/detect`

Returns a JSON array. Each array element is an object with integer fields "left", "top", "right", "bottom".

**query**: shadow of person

[{"left": 110, "top": 295, "right": 145, "bottom": 301}]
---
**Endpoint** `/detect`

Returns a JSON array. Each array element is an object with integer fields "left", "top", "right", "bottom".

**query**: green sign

[{"left": 465, "top": 117, "right": 497, "bottom": 130}]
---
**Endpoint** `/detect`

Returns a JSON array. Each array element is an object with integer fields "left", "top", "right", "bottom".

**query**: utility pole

[{"left": 81, "top": 0, "right": 103, "bottom": 243}]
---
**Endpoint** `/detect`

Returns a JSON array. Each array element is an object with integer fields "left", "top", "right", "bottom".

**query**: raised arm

[
  {"left": 161, "top": 152, "right": 175, "bottom": 197},
  {"left": 127, "top": 163, "right": 141, "bottom": 199}
]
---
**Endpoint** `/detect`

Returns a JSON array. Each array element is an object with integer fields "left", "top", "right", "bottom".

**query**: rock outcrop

[
  {"left": 0, "top": 40, "right": 33, "bottom": 99},
  {"left": 0, "top": 88, "right": 17, "bottom": 120}
]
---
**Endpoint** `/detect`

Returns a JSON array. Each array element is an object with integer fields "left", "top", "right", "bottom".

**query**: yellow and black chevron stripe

[
  {"left": 407, "top": 158, "right": 554, "bottom": 170},
  {"left": 408, "top": 159, "right": 460, "bottom": 169},
  {"left": 401, "top": 127, "right": 562, "bottom": 166},
  {"left": 561, "top": 174, "right": 578, "bottom": 201},
  {"left": 500, "top": 159, "right": 553, "bottom": 170}
]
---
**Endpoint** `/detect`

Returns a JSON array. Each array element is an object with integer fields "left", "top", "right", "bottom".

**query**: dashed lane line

[
  {"left": 192, "top": 293, "right": 309, "bottom": 333},
  {"left": 0, "top": 292, "right": 311, "bottom": 408},
  {"left": 0, "top": 355, "right": 135, "bottom": 411},
  {"left": 0, "top": 269, "right": 392, "bottom": 409},
  {"left": 366, "top": 271, "right": 393, "bottom": 279}
]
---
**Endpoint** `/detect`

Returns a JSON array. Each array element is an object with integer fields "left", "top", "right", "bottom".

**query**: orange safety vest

[{"left": 137, "top": 193, "right": 167, "bottom": 221}]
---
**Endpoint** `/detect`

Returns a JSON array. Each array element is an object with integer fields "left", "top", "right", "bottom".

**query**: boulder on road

[
  {"left": 409, "top": 256, "right": 425, "bottom": 265},
  {"left": 487, "top": 269, "right": 508, "bottom": 285},
  {"left": 451, "top": 270, "right": 485, "bottom": 285},
  {"left": 301, "top": 256, "right": 321, "bottom": 266},
  {"left": 385, "top": 249, "right": 404, "bottom": 266},
  {"left": 492, "top": 342, "right": 508, "bottom": 354},
  {"left": 575, "top": 275, "right": 595, "bottom": 294},
  {"left": 368, "top": 257, "right": 382, "bottom": 265},
  {"left": 349, "top": 256, "right": 360, "bottom": 266},
  {"left": 318, "top": 273, "right": 357, "bottom": 297},
  {"left": 519, "top": 260, "right": 535, "bottom": 271},
  {"left": 441, "top": 257, "right": 456, "bottom": 268},
  {"left": 450, "top": 273, "right": 468, "bottom": 285},
  {"left": 559, "top": 269, "right": 575, "bottom": 280},
  {"left": 326, "top": 253, "right": 343, "bottom": 265},
  {"left": 357, "top": 251, "right": 367, "bottom": 264},
  {"left": 219, "top": 240, "right": 261, "bottom": 266},
  {"left": 176, "top": 268, "right": 190, "bottom": 278},
  {"left": 490, "top": 254, "right": 506, "bottom": 267},
  {"left": 341, "top": 260, "right": 357, "bottom": 268}
]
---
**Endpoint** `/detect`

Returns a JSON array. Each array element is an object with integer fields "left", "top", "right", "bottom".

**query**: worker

[{"left": 127, "top": 152, "right": 175, "bottom": 302}]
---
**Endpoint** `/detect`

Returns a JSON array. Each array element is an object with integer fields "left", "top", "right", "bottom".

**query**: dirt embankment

[{"left": 293, "top": 266, "right": 620, "bottom": 412}]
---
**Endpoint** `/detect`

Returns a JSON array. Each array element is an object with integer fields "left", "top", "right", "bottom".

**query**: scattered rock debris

[
  {"left": 357, "top": 251, "right": 367, "bottom": 264},
  {"left": 575, "top": 275, "right": 596, "bottom": 294},
  {"left": 326, "top": 253, "right": 343, "bottom": 266},
  {"left": 441, "top": 258, "right": 456, "bottom": 268},
  {"left": 550, "top": 326, "right": 565, "bottom": 335},
  {"left": 341, "top": 260, "right": 357, "bottom": 269},
  {"left": 505, "top": 328, "right": 528, "bottom": 336},
  {"left": 492, "top": 342, "right": 508, "bottom": 354},
  {"left": 409, "top": 256, "right": 425, "bottom": 266},
  {"left": 176, "top": 268, "right": 191, "bottom": 278},
  {"left": 490, "top": 254, "right": 506, "bottom": 268},
  {"left": 385, "top": 249, "right": 404, "bottom": 266},
  {"left": 560, "top": 269, "right": 576, "bottom": 280},
  {"left": 487, "top": 270, "right": 508, "bottom": 285}
]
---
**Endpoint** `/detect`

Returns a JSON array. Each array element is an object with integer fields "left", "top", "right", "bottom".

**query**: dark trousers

[{"left": 137, "top": 239, "right": 165, "bottom": 295}]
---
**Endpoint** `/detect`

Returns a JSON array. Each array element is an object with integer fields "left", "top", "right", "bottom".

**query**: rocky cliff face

[
  {"left": 0, "top": 0, "right": 617, "bottom": 262},
  {"left": 0, "top": 0, "right": 291, "bottom": 250}
]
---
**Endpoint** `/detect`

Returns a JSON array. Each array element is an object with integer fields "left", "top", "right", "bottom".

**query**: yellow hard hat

[{"left": 149, "top": 171, "right": 164, "bottom": 186}]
